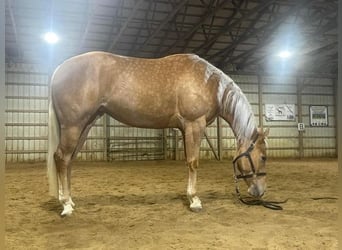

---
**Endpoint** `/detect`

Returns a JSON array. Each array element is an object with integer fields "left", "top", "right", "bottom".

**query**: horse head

[{"left": 233, "top": 128, "right": 270, "bottom": 198}]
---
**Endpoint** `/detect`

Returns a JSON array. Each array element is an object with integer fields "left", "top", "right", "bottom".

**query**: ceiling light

[
  {"left": 43, "top": 32, "right": 59, "bottom": 44},
  {"left": 278, "top": 50, "right": 292, "bottom": 59}
]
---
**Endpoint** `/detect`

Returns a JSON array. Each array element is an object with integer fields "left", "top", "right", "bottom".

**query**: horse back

[{"left": 51, "top": 52, "right": 223, "bottom": 128}]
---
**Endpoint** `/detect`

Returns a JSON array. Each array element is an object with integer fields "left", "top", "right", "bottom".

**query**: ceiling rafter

[
  {"left": 303, "top": 42, "right": 337, "bottom": 57},
  {"left": 194, "top": 0, "right": 273, "bottom": 55},
  {"left": 315, "top": 16, "right": 337, "bottom": 35},
  {"left": 132, "top": 0, "right": 188, "bottom": 56},
  {"left": 214, "top": 8, "right": 274, "bottom": 68},
  {"left": 79, "top": 0, "right": 95, "bottom": 51},
  {"left": 177, "top": 0, "right": 190, "bottom": 36},
  {"left": 195, "top": 0, "right": 245, "bottom": 55},
  {"left": 227, "top": 3, "right": 286, "bottom": 68},
  {"left": 4, "top": 0, "right": 338, "bottom": 74},
  {"left": 107, "top": 0, "right": 145, "bottom": 52},
  {"left": 166, "top": 0, "right": 189, "bottom": 44},
  {"left": 154, "top": 12, "right": 178, "bottom": 57},
  {"left": 237, "top": 3, "right": 337, "bottom": 70},
  {"left": 146, "top": 0, "right": 158, "bottom": 37},
  {"left": 309, "top": 52, "right": 337, "bottom": 73},
  {"left": 128, "top": 0, "right": 154, "bottom": 56},
  {"left": 158, "top": 0, "right": 228, "bottom": 55},
  {"left": 155, "top": 0, "right": 203, "bottom": 56},
  {"left": 199, "top": 1, "right": 222, "bottom": 40},
  {"left": 179, "top": 0, "right": 229, "bottom": 53},
  {"left": 216, "top": 0, "right": 312, "bottom": 67},
  {"left": 229, "top": 3, "right": 280, "bottom": 68}
]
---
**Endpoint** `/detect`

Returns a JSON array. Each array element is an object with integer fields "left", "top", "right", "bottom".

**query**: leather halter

[
  {"left": 232, "top": 133, "right": 266, "bottom": 180},
  {"left": 232, "top": 133, "right": 287, "bottom": 210}
]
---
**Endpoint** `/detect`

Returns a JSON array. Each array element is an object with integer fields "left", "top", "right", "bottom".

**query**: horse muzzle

[{"left": 248, "top": 181, "right": 266, "bottom": 197}]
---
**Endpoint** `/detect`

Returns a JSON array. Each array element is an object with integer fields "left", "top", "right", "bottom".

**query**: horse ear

[{"left": 263, "top": 127, "right": 270, "bottom": 137}]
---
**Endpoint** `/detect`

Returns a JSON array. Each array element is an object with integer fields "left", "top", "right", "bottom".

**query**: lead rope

[{"left": 234, "top": 176, "right": 288, "bottom": 210}]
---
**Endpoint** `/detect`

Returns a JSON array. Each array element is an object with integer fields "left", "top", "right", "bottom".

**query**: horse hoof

[
  {"left": 190, "top": 196, "right": 202, "bottom": 212},
  {"left": 190, "top": 205, "right": 202, "bottom": 212},
  {"left": 61, "top": 204, "right": 74, "bottom": 216}
]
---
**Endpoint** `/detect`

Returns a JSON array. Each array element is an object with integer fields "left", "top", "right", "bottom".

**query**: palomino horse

[{"left": 47, "top": 52, "right": 269, "bottom": 216}]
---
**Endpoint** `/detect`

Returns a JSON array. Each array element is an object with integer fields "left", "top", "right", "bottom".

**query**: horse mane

[
  {"left": 221, "top": 79, "right": 257, "bottom": 144},
  {"left": 182, "top": 56, "right": 257, "bottom": 144}
]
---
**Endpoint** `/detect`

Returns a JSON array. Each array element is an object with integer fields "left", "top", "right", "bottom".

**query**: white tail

[{"left": 47, "top": 101, "right": 59, "bottom": 197}]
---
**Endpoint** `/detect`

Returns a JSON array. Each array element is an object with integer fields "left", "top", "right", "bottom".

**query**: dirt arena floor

[{"left": 5, "top": 159, "right": 338, "bottom": 249}]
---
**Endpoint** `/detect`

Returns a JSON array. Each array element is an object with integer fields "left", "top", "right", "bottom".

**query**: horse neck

[{"left": 219, "top": 81, "right": 257, "bottom": 146}]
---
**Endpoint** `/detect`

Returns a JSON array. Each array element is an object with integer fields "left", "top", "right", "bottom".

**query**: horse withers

[{"left": 47, "top": 52, "right": 269, "bottom": 216}]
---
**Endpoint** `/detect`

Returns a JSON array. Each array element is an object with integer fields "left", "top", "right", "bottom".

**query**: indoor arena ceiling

[{"left": 5, "top": 0, "right": 338, "bottom": 75}]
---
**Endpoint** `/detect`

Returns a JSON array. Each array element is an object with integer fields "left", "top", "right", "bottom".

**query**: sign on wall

[
  {"left": 265, "top": 104, "right": 295, "bottom": 121},
  {"left": 309, "top": 105, "right": 328, "bottom": 127}
]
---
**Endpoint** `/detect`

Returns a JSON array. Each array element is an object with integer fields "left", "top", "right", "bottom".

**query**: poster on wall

[
  {"left": 309, "top": 105, "right": 328, "bottom": 127},
  {"left": 265, "top": 104, "right": 295, "bottom": 121}
]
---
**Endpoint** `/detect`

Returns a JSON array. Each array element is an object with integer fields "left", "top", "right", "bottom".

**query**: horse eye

[{"left": 261, "top": 156, "right": 267, "bottom": 162}]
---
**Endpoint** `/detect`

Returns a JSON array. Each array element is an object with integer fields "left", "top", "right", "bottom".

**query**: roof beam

[
  {"left": 107, "top": 0, "right": 145, "bottom": 52},
  {"left": 303, "top": 41, "right": 337, "bottom": 57},
  {"left": 226, "top": 4, "right": 283, "bottom": 67},
  {"left": 128, "top": 0, "right": 154, "bottom": 56},
  {"left": 216, "top": 0, "right": 312, "bottom": 67},
  {"left": 160, "top": 0, "right": 229, "bottom": 55},
  {"left": 79, "top": 1, "right": 95, "bottom": 51},
  {"left": 194, "top": 0, "right": 274, "bottom": 55},
  {"left": 154, "top": 15, "right": 177, "bottom": 57},
  {"left": 183, "top": 0, "right": 233, "bottom": 53},
  {"left": 132, "top": 0, "right": 187, "bottom": 56},
  {"left": 221, "top": 3, "right": 274, "bottom": 65},
  {"left": 315, "top": 16, "right": 337, "bottom": 35},
  {"left": 308, "top": 52, "right": 337, "bottom": 73},
  {"left": 239, "top": 39, "right": 337, "bottom": 72},
  {"left": 238, "top": 6, "right": 337, "bottom": 70},
  {"left": 200, "top": 0, "right": 247, "bottom": 56},
  {"left": 158, "top": 0, "right": 190, "bottom": 56}
]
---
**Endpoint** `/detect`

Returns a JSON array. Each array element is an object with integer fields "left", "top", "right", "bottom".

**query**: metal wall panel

[
  {"left": 5, "top": 63, "right": 49, "bottom": 162},
  {"left": 107, "top": 116, "right": 164, "bottom": 161},
  {"left": 261, "top": 76, "right": 298, "bottom": 157},
  {"left": 300, "top": 77, "right": 336, "bottom": 157}
]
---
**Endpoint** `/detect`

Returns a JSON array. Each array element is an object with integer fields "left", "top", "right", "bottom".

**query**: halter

[
  {"left": 232, "top": 133, "right": 287, "bottom": 210},
  {"left": 232, "top": 134, "right": 266, "bottom": 180}
]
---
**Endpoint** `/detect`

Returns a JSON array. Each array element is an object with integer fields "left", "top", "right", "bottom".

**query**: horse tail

[{"left": 47, "top": 99, "right": 59, "bottom": 198}]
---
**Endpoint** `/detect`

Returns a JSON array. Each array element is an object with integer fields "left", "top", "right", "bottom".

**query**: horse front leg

[
  {"left": 183, "top": 117, "right": 206, "bottom": 212},
  {"left": 187, "top": 159, "right": 202, "bottom": 212}
]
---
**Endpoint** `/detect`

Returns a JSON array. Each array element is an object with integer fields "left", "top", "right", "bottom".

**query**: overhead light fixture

[
  {"left": 43, "top": 32, "right": 59, "bottom": 44},
  {"left": 278, "top": 50, "right": 292, "bottom": 59}
]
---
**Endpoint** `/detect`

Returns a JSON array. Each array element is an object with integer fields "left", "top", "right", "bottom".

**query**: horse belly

[{"left": 104, "top": 95, "right": 177, "bottom": 129}]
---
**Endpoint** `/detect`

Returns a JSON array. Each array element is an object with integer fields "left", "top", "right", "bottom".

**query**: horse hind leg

[
  {"left": 54, "top": 125, "right": 84, "bottom": 216},
  {"left": 182, "top": 117, "right": 206, "bottom": 212},
  {"left": 55, "top": 110, "right": 104, "bottom": 216}
]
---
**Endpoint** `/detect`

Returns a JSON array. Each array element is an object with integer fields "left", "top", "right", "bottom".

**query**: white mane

[
  {"left": 198, "top": 59, "right": 257, "bottom": 145},
  {"left": 221, "top": 80, "right": 257, "bottom": 144}
]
